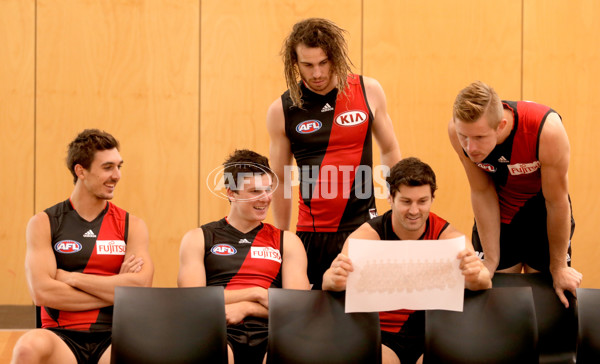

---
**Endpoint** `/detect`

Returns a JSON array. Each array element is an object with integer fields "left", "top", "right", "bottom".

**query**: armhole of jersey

[
  {"left": 124, "top": 212, "right": 129, "bottom": 243},
  {"left": 279, "top": 229, "right": 284, "bottom": 257},
  {"left": 358, "top": 75, "right": 375, "bottom": 123},
  {"left": 437, "top": 221, "right": 450, "bottom": 239},
  {"left": 44, "top": 210, "right": 56, "bottom": 242},
  {"left": 536, "top": 109, "right": 554, "bottom": 160},
  {"left": 281, "top": 94, "right": 291, "bottom": 140}
]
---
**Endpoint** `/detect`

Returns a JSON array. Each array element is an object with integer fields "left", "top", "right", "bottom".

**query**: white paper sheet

[{"left": 345, "top": 236, "right": 466, "bottom": 313}]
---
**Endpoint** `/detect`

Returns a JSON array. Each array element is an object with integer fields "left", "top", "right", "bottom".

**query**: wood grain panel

[
  {"left": 523, "top": 0, "right": 600, "bottom": 287},
  {"left": 0, "top": 331, "right": 27, "bottom": 362},
  {"left": 200, "top": 0, "right": 362, "bottom": 226},
  {"left": 364, "top": 0, "right": 522, "bottom": 234},
  {"left": 0, "top": 0, "right": 35, "bottom": 304},
  {"left": 36, "top": 0, "right": 199, "bottom": 288}
]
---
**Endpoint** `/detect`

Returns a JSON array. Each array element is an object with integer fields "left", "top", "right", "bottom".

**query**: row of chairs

[{"left": 107, "top": 273, "right": 599, "bottom": 363}]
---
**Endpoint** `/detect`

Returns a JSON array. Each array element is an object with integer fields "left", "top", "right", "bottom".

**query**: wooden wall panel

[
  {"left": 364, "top": 0, "right": 522, "bottom": 234},
  {"left": 0, "top": 0, "right": 35, "bottom": 304},
  {"left": 523, "top": 0, "right": 600, "bottom": 287},
  {"left": 36, "top": 0, "right": 199, "bottom": 288},
  {"left": 199, "top": 0, "right": 362, "bottom": 226}
]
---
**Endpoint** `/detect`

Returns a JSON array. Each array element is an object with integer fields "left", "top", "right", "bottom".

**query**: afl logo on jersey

[
  {"left": 476, "top": 163, "right": 497, "bottom": 173},
  {"left": 296, "top": 120, "right": 322, "bottom": 134},
  {"left": 54, "top": 240, "right": 82, "bottom": 254},
  {"left": 211, "top": 244, "right": 237, "bottom": 256},
  {"left": 335, "top": 110, "right": 367, "bottom": 127}
]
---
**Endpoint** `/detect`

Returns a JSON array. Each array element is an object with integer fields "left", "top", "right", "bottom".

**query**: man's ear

[
  {"left": 74, "top": 164, "right": 85, "bottom": 180},
  {"left": 226, "top": 188, "right": 236, "bottom": 201}
]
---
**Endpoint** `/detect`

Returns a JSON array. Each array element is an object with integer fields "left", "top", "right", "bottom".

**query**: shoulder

[
  {"left": 361, "top": 76, "right": 385, "bottom": 97},
  {"left": 539, "top": 111, "right": 569, "bottom": 163},
  {"left": 180, "top": 227, "right": 205, "bottom": 251}
]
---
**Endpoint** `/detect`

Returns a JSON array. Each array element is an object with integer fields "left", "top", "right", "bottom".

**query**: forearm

[
  {"left": 233, "top": 301, "right": 268, "bottom": 319},
  {"left": 271, "top": 187, "right": 292, "bottom": 230},
  {"left": 32, "top": 281, "right": 110, "bottom": 311},
  {"left": 471, "top": 189, "right": 501, "bottom": 272},
  {"left": 224, "top": 287, "right": 268, "bottom": 307},
  {"left": 546, "top": 198, "right": 572, "bottom": 272},
  {"left": 64, "top": 270, "right": 152, "bottom": 303}
]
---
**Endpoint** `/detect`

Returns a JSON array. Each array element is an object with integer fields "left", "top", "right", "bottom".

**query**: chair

[
  {"left": 111, "top": 286, "right": 228, "bottom": 364},
  {"left": 425, "top": 287, "right": 538, "bottom": 364},
  {"left": 493, "top": 273, "right": 577, "bottom": 363},
  {"left": 575, "top": 288, "right": 600, "bottom": 363},
  {"left": 267, "top": 288, "right": 381, "bottom": 364}
]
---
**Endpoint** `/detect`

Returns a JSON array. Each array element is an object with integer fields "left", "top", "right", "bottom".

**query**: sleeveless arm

[
  {"left": 177, "top": 227, "right": 207, "bottom": 287},
  {"left": 25, "top": 213, "right": 111, "bottom": 310},
  {"left": 364, "top": 76, "right": 401, "bottom": 168},
  {"left": 539, "top": 112, "right": 582, "bottom": 307},
  {"left": 267, "top": 97, "right": 295, "bottom": 230},
  {"left": 448, "top": 119, "right": 501, "bottom": 275},
  {"left": 281, "top": 231, "right": 310, "bottom": 290}
]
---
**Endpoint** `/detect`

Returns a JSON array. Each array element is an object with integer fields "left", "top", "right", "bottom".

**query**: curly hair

[
  {"left": 66, "top": 129, "right": 120, "bottom": 184},
  {"left": 453, "top": 81, "right": 503, "bottom": 128},
  {"left": 386, "top": 157, "right": 437, "bottom": 198},
  {"left": 281, "top": 18, "right": 354, "bottom": 109}
]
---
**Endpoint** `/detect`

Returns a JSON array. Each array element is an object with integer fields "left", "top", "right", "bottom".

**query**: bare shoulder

[
  {"left": 362, "top": 76, "right": 385, "bottom": 98},
  {"left": 539, "top": 111, "right": 569, "bottom": 163},
  {"left": 282, "top": 230, "right": 303, "bottom": 247},
  {"left": 439, "top": 223, "right": 465, "bottom": 240},
  {"left": 26, "top": 212, "right": 51, "bottom": 247},
  {"left": 266, "top": 97, "right": 285, "bottom": 130}
]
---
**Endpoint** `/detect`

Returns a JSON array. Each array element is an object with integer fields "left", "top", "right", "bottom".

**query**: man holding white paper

[{"left": 323, "top": 157, "right": 491, "bottom": 364}]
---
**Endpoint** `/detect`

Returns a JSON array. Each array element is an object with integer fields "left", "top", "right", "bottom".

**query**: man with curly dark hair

[{"left": 267, "top": 18, "right": 401, "bottom": 290}]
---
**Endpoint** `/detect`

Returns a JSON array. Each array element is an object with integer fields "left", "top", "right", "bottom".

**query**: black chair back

[
  {"left": 425, "top": 287, "right": 538, "bottom": 364},
  {"left": 267, "top": 288, "right": 381, "bottom": 364},
  {"left": 493, "top": 273, "right": 577, "bottom": 363},
  {"left": 111, "top": 286, "right": 228, "bottom": 364},
  {"left": 576, "top": 288, "right": 600, "bottom": 363}
]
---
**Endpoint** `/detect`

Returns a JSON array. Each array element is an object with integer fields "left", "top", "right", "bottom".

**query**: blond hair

[{"left": 453, "top": 81, "right": 503, "bottom": 128}]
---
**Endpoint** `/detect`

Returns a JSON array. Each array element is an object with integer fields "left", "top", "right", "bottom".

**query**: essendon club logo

[
  {"left": 296, "top": 120, "right": 322, "bottom": 134},
  {"left": 508, "top": 161, "right": 540, "bottom": 175},
  {"left": 211, "top": 244, "right": 237, "bottom": 256},
  {"left": 335, "top": 110, "right": 367, "bottom": 127},
  {"left": 251, "top": 247, "right": 282, "bottom": 263},
  {"left": 54, "top": 240, "right": 82, "bottom": 254},
  {"left": 96, "top": 240, "right": 126, "bottom": 255},
  {"left": 476, "top": 163, "right": 497, "bottom": 173}
]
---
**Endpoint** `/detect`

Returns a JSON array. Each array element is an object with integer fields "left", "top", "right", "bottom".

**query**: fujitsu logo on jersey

[
  {"left": 476, "top": 163, "right": 497, "bottom": 173},
  {"left": 335, "top": 110, "right": 367, "bottom": 127},
  {"left": 508, "top": 161, "right": 540, "bottom": 175},
  {"left": 55, "top": 240, "right": 82, "bottom": 254},
  {"left": 96, "top": 240, "right": 126, "bottom": 255},
  {"left": 211, "top": 244, "right": 237, "bottom": 256},
  {"left": 296, "top": 120, "right": 322, "bottom": 134},
  {"left": 251, "top": 247, "right": 282, "bottom": 263}
]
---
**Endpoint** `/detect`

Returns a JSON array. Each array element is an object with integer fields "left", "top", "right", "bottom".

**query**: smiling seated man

[
  {"left": 323, "top": 157, "right": 492, "bottom": 364},
  {"left": 177, "top": 149, "right": 310, "bottom": 364},
  {"left": 11, "top": 129, "right": 153, "bottom": 364}
]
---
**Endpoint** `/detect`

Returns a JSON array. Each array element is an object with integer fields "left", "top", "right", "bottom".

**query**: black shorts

[
  {"left": 296, "top": 231, "right": 351, "bottom": 290},
  {"left": 227, "top": 317, "right": 268, "bottom": 364},
  {"left": 46, "top": 328, "right": 111, "bottom": 364},
  {"left": 472, "top": 193, "right": 575, "bottom": 271},
  {"left": 380, "top": 311, "right": 425, "bottom": 364}
]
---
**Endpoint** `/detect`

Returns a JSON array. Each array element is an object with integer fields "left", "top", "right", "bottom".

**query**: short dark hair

[
  {"left": 223, "top": 149, "right": 272, "bottom": 191},
  {"left": 386, "top": 157, "right": 437, "bottom": 198},
  {"left": 67, "top": 129, "right": 120, "bottom": 184}
]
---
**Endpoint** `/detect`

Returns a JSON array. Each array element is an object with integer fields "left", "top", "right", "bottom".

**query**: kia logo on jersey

[
  {"left": 54, "top": 240, "right": 83, "bottom": 254},
  {"left": 476, "top": 163, "right": 497, "bottom": 173},
  {"left": 211, "top": 244, "right": 237, "bottom": 256},
  {"left": 335, "top": 110, "right": 367, "bottom": 126},
  {"left": 296, "top": 120, "right": 322, "bottom": 134}
]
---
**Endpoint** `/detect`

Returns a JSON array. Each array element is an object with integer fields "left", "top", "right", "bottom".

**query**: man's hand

[
  {"left": 552, "top": 266, "right": 583, "bottom": 308},
  {"left": 458, "top": 249, "right": 484, "bottom": 283},
  {"left": 120, "top": 254, "right": 144, "bottom": 274},
  {"left": 225, "top": 302, "right": 249, "bottom": 325},
  {"left": 323, "top": 254, "right": 353, "bottom": 291}
]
